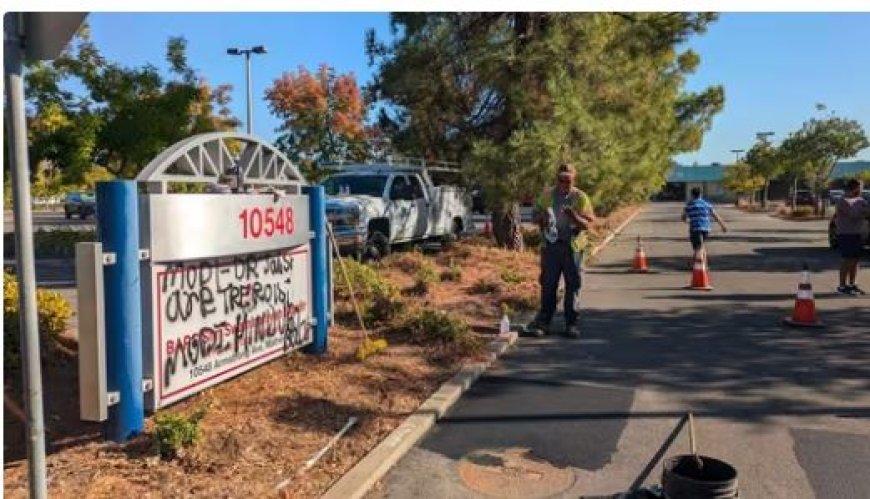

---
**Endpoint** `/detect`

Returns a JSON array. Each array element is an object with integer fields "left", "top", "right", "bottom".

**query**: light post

[
  {"left": 756, "top": 131, "right": 775, "bottom": 144},
  {"left": 226, "top": 45, "right": 267, "bottom": 135},
  {"left": 730, "top": 149, "right": 744, "bottom": 163}
]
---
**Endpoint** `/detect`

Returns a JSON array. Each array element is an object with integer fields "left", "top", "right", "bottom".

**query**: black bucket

[{"left": 661, "top": 454, "right": 738, "bottom": 499}]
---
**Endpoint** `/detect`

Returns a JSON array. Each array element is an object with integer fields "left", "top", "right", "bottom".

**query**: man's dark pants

[{"left": 536, "top": 240, "right": 583, "bottom": 327}]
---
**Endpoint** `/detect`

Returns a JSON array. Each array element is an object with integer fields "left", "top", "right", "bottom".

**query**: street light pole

[
  {"left": 227, "top": 45, "right": 267, "bottom": 136},
  {"left": 730, "top": 149, "right": 744, "bottom": 163}
]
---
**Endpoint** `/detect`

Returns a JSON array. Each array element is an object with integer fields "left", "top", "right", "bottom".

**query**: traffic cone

[
  {"left": 685, "top": 249, "right": 713, "bottom": 291},
  {"left": 631, "top": 236, "right": 649, "bottom": 273},
  {"left": 783, "top": 265, "right": 823, "bottom": 328}
]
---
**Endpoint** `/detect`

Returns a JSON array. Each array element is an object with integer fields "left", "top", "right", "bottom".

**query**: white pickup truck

[{"left": 322, "top": 162, "right": 472, "bottom": 259}]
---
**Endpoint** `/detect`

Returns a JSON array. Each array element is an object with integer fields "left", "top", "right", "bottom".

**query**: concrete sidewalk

[{"left": 372, "top": 202, "right": 870, "bottom": 499}]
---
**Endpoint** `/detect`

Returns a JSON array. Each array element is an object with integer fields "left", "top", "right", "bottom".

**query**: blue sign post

[
  {"left": 304, "top": 185, "right": 329, "bottom": 355},
  {"left": 96, "top": 180, "right": 144, "bottom": 442}
]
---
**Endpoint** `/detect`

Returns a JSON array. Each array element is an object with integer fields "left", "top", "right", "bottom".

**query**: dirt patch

[{"left": 3, "top": 206, "right": 633, "bottom": 498}]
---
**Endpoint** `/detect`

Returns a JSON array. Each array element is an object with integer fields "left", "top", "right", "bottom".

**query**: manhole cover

[{"left": 457, "top": 447, "right": 576, "bottom": 498}]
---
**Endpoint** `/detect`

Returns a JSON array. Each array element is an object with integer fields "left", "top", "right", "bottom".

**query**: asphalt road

[
  {"left": 372, "top": 202, "right": 870, "bottom": 499},
  {"left": 3, "top": 210, "right": 95, "bottom": 233}
]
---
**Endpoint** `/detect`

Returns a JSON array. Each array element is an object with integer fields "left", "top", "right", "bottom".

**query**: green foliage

[
  {"left": 355, "top": 337, "right": 389, "bottom": 361},
  {"left": 411, "top": 263, "right": 440, "bottom": 295},
  {"left": 334, "top": 259, "right": 404, "bottom": 326},
  {"left": 501, "top": 293, "right": 538, "bottom": 313},
  {"left": 367, "top": 13, "right": 724, "bottom": 228},
  {"left": 722, "top": 162, "right": 765, "bottom": 197},
  {"left": 440, "top": 258, "right": 463, "bottom": 282},
  {"left": 500, "top": 267, "right": 523, "bottom": 285},
  {"left": 152, "top": 408, "right": 206, "bottom": 459},
  {"left": 521, "top": 227, "right": 543, "bottom": 251},
  {"left": 24, "top": 24, "right": 239, "bottom": 181},
  {"left": 780, "top": 115, "right": 869, "bottom": 190},
  {"left": 470, "top": 278, "right": 502, "bottom": 295},
  {"left": 4, "top": 271, "right": 73, "bottom": 370},
  {"left": 4, "top": 230, "right": 97, "bottom": 259},
  {"left": 393, "top": 309, "right": 483, "bottom": 353}
]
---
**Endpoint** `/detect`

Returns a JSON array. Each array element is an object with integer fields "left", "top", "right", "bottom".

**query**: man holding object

[{"left": 526, "top": 163, "right": 595, "bottom": 338}]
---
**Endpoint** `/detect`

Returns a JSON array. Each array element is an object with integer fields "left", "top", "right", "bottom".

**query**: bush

[
  {"left": 152, "top": 408, "right": 206, "bottom": 460},
  {"left": 3, "top": 230, "right": 97, "bottom": 259},
  {"left": 4, "top": 271, "right": 73, "bottom": 370},
  {"left": 393, "top": 309, "right": 484, "bottom": 353},
  {"left": 522, "top": 227, "right": 543, "bottom": 250},
  {"left": 470, "top": 278, "right": 502, "bottom": 295},
  {"left": 501, "top": 293, "right": 538, "bottom": 313},
  {"left": 791, "top": 206, "right": 816, "bottom": 218},
  {"left": 500, "top": 267, "right": 524, "bottom": 285},
  {"left": 411, "top": 262, "right": 439, "bottom": 295},
  {"left": 440, "top": 258, "right": 463, "bottom": 282},
  {"left": 334, "top": 259, "right": 404, "bottom": 326},
  {"left": 388, "top": 251, "right": 427, "bottom": 274},
  {"left": 355, "top": 337, "right": 389, "bottom": 361}
]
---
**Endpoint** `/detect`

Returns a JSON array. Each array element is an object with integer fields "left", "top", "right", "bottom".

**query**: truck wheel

[
  {"left": 365, "top": 231, "right": 391, "bottom": 261},
  {"left": 441, "top": 219, "right": 463, "bottom": 249}
]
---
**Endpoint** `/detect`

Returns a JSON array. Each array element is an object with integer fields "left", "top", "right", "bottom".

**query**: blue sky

[{"left": 82, "top": 12, "right": 870, "bottom": 164}]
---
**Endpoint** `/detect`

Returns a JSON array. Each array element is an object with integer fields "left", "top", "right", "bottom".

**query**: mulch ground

[{"left": 3, "top": 206, "right": 635, "bottom": 498}]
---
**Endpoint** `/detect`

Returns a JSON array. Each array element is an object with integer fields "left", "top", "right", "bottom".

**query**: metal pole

[
  {"left": 245, "top": 51, "right": 253, "bottom": 135},
  {"left": 304, "top": 185, "right": 329, "bottom": 354},
  {"left": 4, "top": 13, "right": 48, "bottom": 499},
  {"left": 96, "top": 181, "right": 144, "bottom": 441}
]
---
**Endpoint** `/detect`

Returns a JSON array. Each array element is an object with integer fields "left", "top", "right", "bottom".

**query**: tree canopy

[
  {"left": 22, "top": 24, "right": 239, "bottom": 185},
  {"left": 366, "top": 13, "right": 725, "bottom": 226}
]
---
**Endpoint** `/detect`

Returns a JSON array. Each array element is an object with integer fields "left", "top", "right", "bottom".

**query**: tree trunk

[
  {"left": 492, "top": 203, "right": 524, "bottom": 251},
  {"left": 762, "top": 180, "right": 770, "bottom": 209}
]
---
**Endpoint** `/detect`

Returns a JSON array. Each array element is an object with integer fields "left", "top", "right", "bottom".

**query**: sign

[
  {"left": 151, "top": 246, "right": 312, "bottom": 407},
  {"left": 142, "top": 193, "right": 310, "bottom": 262}
]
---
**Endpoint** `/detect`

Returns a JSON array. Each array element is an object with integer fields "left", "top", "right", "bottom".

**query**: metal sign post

[{"left": 96, "top": 181, "right": 145, "bottom": 441}]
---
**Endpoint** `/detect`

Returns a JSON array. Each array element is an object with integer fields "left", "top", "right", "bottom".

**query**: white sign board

[
  {"left": 150, "top": 247, "right": 312, "bottom": 407},
  {"left": 142, "top": 193, "right": 310, "bottom": 262}
]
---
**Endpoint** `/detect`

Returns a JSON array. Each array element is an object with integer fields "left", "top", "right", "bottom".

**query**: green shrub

[
  {"left": 152, "top": 408, "right": 206, "bottom": 460},
  {"left": 500, "top": 267, "right": 524, "bottom": 284},
  {"left": 4, "top": 230, "right": 97, "bottom": 259},
  {"left": 334, "top": 259, "right": 404, "bottom": 326},
  {"left": 470, "top": 278, "right": 502, "bottom": 295},
  {"left": 522, "top": 227, "right": 543, "bottom": 250},
  {"left": 440, "top": 258, "right": 463, "bottom": 282},
  {"left": 411, "top": 262, "right": 439, "bottom": 295},
  {"left": 388, "top": 251, "right": 427, "bottom": 274},
  {"left": 394, "top": 309, "right": 484, "bottom": 353},
  {"left": 4, "top": 271, "right": 73, "bottom": 370},
  {"left": 355, "top": 337, "right": 389, "bottom": 361},
  {"left": 501, "top": 293, "right": 538, "bottom": 313}
]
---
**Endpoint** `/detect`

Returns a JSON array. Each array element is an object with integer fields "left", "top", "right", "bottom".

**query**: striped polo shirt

[{"left": 684, "top": 198, "right": 713, "bottom": 232}]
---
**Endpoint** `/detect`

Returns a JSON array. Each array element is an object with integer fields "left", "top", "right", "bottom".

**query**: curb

[
  {"left": 320, "top": 332, "right": 519, "bottom": 499},
  {"left": 588, "top": 206, "right": 644, "bottom": 259}
]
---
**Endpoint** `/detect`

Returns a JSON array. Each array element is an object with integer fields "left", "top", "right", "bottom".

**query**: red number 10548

[{"left": 238, "top": 207, "right": 295, "bottom": 239}]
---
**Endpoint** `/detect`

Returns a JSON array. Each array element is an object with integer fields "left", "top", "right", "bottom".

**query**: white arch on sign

[{"left": 136, "top": 132, "right": 306, "bottom": 189}]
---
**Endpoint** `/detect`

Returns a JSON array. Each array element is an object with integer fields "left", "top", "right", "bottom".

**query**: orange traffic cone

[
  {"left": 686, "top": 249, "right": 713, "bottom": 291},
  {"left": 783, "top": 265, "right": 823, "bottom": 327},
  {"left": 631, "top": 236, "right": 649, "bottom": 273}
]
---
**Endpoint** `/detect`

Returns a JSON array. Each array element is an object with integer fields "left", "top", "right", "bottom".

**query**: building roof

[
  {"left": 831, "top": 160, "right": 870, "bottom": 179},
  {"left": 667, "top": 164, "right": 729, "bottom": 182},
  {"left": 667, "top": 160, "right": 870, "bottom": 183}
]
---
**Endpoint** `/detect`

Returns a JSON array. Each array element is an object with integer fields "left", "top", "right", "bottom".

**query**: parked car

[
  {"left": 828, "top": 190, "right": 870, "bottom": 249},
  {"left": 793, "top": 190, "right": 817, "bottom": 207},
  {"left": 63, "top": 192, "right": 96, "bottom": 219},
  {"left": 828, "top": 189, "right": 845, "bottom": 206},
  {"left": 322, "top": 163, "right": 472, "bottom": 260}
]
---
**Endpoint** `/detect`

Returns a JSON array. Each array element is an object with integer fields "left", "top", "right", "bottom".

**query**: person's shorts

[
  {"left": 689, "top": 230, "right": 709, "bottom": 251},
  {"left": 839, "top": 233, "right": 864, "bottom": 259}
]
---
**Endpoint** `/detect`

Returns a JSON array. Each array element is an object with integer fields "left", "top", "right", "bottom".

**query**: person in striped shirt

[{"left": 681, "top": 187, "right": 728, "bottom": 263}]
